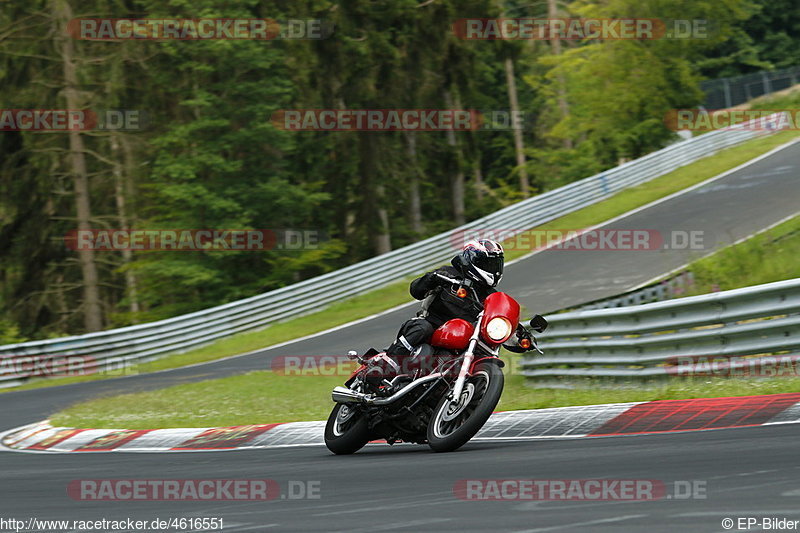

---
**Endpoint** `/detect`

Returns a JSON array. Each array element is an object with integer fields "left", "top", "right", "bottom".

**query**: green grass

[
  {"left": 6, "top": 128, "right": 799, "bottom": 394},
  {"left": 51, "top": 371, "right": 350, "bottom": 429},
  {"left": 50, "top": 368, "right": 800, "bottom": 429},
  {"left": 746, "top": 86, "right": 800, "bottom": 111}
]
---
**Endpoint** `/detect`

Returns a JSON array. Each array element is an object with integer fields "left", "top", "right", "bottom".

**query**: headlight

[{"left": 485, "top": 317, "right": 512, "bottom": 342}]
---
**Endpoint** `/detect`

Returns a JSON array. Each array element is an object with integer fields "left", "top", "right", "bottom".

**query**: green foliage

[
  {"left": 0, "top": 318, "right": 25, "bottom": 345},
  {"left": 530, "top": 0, "right": 755, "bottom": 163},
  {"left": 698, "top": 0, "right": 800, "bottom": 77},
  {"left": 525, "top": 142, "right": 604, "bottom": 191}
]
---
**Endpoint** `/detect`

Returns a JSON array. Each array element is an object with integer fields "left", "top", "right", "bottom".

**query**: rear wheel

[
  {"left": 427, "top": 362, "right": 504, "bottom": 452},
  {"left": 324, "top": 403, "right": 371, "bottom": 455}
]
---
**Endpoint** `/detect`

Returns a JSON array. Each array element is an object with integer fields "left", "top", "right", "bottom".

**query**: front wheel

[
  {"left": 324, "top": 403, "right": 371, "bottom": 455},
  {"left": 427, "top": 361, "right": 504, "bottom": 453}
]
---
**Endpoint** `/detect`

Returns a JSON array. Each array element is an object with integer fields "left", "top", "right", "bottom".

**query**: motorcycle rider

[{"left": 366, "top": 239, "right": 533, "bottom": 387}]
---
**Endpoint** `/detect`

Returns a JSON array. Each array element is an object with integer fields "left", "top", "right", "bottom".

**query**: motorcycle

[{"left": 325, "top": 272, "right": 548, "bottom": 454}]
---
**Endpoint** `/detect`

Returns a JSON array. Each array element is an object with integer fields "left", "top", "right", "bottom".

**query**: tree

[{"left": 52, "top": 0, "right": 103, "bottom": 331}]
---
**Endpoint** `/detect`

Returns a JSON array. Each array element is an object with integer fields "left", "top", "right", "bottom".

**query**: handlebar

[
  {"left": 432, "top": 272, "right": 469, "bottom": 286},
  {"left": 529, "top": 335, "right": 544, "bottom": 355}
]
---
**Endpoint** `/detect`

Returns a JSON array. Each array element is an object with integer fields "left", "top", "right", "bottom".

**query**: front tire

[
  {"left": 427, "top": 362, "right": 504, "bottom": 452},
  {"left": 325, "top": 403, "right": 371, "bottom": 455}
]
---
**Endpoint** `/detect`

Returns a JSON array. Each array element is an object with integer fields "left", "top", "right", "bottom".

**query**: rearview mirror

[{"left": 529, "top": 314, "right": 548, "bottom": 333}]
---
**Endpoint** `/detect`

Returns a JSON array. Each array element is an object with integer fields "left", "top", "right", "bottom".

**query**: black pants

[
  {"left": 364, "top": 318, "right": 435, "bottom": 386},
  {"left": 386, "top": 317, "right": 435, "bottom": 358}
]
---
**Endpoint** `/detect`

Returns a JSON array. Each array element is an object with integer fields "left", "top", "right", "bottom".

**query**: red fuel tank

[{"left": 431, "top": 318, "right": 475, "bottom": 351}]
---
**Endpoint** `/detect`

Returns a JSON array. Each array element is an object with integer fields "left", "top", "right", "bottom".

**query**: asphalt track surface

[{"left": 1, "top": 140, "right": 800, "bottom": 532}]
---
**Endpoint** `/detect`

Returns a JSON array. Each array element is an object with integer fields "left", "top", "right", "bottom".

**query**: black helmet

[{"left": 452, "top": 239, "right": 504, "bottom": 287}]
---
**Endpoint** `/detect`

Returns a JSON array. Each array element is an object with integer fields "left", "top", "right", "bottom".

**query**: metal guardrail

[
  {"left": 0, "top": 116, "right": 784, "bottom": 386},
  {"left": 522, "top": 278, "right": 800, "bottom": 384}
]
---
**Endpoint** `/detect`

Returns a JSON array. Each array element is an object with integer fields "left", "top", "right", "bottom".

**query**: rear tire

[
  {"left": 324, "top": 403, "right": 371, "bottom": 455},
  {"left": 427, "top": 362, "right": 504, "bottom": 453}
]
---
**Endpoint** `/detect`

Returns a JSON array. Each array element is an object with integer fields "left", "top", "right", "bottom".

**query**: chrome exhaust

[
  {"left": 331, "top": 386, "right": 363, "bottom": 404},
  {"left": 331, "top": 373, "right": 445, "bottom": 406}
]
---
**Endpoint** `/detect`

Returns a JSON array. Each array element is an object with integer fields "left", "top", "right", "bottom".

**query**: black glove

[
  {"left": 411, "top": 271, "right": 445, "bottom": 300},
  {"left": 416, "top": 272, "right": 440, "bottom": 292},
  {"left": 503, "top": 326, "right": 533, "bottom": 354}
]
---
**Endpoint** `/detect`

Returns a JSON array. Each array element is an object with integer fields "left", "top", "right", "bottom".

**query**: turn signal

[
  {"left": 520, "top": 338, "right": 532, "bottom": 349},
  {"left": 456, "top": 287, "right": 468, "bottom": 298}
]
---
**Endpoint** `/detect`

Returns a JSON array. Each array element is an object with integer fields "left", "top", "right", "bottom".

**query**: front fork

[
  {"left": 450, "top": 312, "right": 485, "bottom": 401},
  {"left": 450, "top": 338, "right": 477, "bottom": 401}
]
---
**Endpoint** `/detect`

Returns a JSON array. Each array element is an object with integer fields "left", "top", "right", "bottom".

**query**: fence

[
  {"left": 521, "top": 278, "right": 800, "bottom": 386},
  {"left": 0, "top": 115, "right": 784, "bottom": 386},
  {"left": 701, "top": 66, "right": 800, "bottom": 109}
]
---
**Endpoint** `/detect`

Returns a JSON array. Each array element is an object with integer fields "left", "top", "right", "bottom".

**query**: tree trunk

[
  {"left": 374, "top": 184, "right": 392, "bottom": 255},
  {"left": 443, "top": 90, "right": 465, "bottom": 226},
  {"left": 110, "top": 133, "right": 140, "bottom": 318},
  {"left": 474, "top": 165, "right": 485, "bottom": 203},
  {"left": 53, "top": 0, "right": 102, "bottom": 331},
  {"left": 548, "top": 0, "right": 573, "bottom": 149},
  {"left": 331, "top": 85, "right": 356, "bottom": 245},
  {"left": 504, "top": 57, "right": 530, "bottom": 198},
  {"left": 404, "top": 132, "right": 424, "bottom": 235},
  {"left": 358, "top": 133, "right": 391, "bottom": 255}
]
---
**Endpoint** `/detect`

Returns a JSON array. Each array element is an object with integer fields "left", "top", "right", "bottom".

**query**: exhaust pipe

[
  {"left": 332, "top": 386, "right": 363, "bottom": 404},
  {"left": 331, "top": 373, "right": 445, "bottom": 406}
]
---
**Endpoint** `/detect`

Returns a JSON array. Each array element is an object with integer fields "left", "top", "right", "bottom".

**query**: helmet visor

[{"left": 473, "top": 253, "right": 504, "bottom": 280}]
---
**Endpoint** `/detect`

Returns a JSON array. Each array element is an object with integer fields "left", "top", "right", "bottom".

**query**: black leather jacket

[
  {"left": 409, "top": 265, "right": 495, "bottom": 328},
  {"left": 410, "top": 265, "right": 531, "bottom": 352}
]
